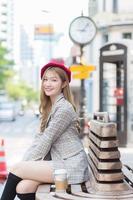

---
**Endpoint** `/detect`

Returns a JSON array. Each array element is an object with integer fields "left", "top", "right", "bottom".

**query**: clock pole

[
  {"left": 79, "top": 45, "right": 88, "bottom": 136},
  {"left": 68, "top": 15, "right": 97, "bottom": 137}
]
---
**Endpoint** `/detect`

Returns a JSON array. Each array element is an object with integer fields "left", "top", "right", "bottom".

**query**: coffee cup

[{"left": 54, "top": 169, "right": 68, "bottom": 193}]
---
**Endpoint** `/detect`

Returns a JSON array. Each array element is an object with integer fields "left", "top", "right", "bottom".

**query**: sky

[
  {"left": 14, "top": 0, "right": 89, "bottom": 58},
  {"left": 15, "top": 0, "right": 89, "bottom": 29}
]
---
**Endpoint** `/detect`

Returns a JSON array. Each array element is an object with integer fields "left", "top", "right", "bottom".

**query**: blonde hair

[{"left": 39, "top": 67, "right": 76, "bottom": 132}]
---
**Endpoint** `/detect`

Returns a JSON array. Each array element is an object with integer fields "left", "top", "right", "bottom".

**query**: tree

[
  {"left": 6, "top": 82, "right": 39, "bottom": 102},
  {"left": 0, "top": 42, "right": 14, "bottom": 89}
]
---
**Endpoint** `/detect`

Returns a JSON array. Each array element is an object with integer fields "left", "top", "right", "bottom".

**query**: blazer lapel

[{"left": 45, "top": 93, "right": 64, "bottom": 128}]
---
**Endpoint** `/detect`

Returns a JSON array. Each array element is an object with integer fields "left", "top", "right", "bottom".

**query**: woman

[{"left": 1, "top": 62, "right": 89, "bottom": 200}]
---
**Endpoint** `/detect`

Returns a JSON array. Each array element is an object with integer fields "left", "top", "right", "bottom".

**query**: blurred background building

[
  {"left": 85, "top": 0, "right": 133, "bottom": 146},
  {"left": 85, "top": 0, "right": 133, "bottom": 111},
  {"left": 0, "top": 0, "right": 14, "bottom": 60}
]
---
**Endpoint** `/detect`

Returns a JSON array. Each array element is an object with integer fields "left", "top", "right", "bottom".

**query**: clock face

[{"left": 69, "top": 16, "right": 97, "bottom": 45}]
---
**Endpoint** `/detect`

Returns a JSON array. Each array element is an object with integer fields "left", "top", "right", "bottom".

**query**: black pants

[
  {"left": 1, "top": 172, "right": 22, "bottom": 200},
  {"left": 0, "top": 172, "right": 35, "bottom": 200},
  {"left": 17, "top": 193, "right": 35, "bottom": 200}
]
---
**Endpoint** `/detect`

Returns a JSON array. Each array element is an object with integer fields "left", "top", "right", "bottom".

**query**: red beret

[{"left": 41, "top": 62, "right": 71, "bottom": 82}]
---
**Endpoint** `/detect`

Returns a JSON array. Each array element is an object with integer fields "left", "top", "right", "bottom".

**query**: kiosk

[{"left": 99, "top": 40, "right": 133, "bottom": 146}]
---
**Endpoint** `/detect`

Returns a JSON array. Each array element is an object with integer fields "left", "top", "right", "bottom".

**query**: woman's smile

[{"left": 44, "top": 88, "right": 53, "bottom": 92}]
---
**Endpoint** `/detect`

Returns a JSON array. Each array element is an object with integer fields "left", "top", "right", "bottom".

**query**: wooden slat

[
  {"left": 88, "top": 155, "right": 124, "bottom": 182},
  {"left": 90, "top": 120, "right": 116, "bottom": 137},
  {"left": 36, "top": 190, "right": 133, "bottom": 200},
  {"left": 36, "top": 193, "right": 58, "bottom": 200},
  {"left": 89, "top": 180, "right": 133, "bottom": 194},
  {"left": 88, "top": 148, "right": 122, "bottom": 170},
  {"left": 36, "top": 184, "right": 51, "bottom": 193},
  {"left": 70, "top": 184, "right": 113, "bottom": 199},
  {"left": 70, "top": 184, "right": 109, "bottom": 199},
  {"left": 70, "top": 184, "right": 82, "bottom": 192},
  {"left": 89, "top": 130, "right": 119, "bottom": 148},
  {"left": 72, "top": 189, "right": 133, "bottom": 199},
  {"left": 70, "top": 181, "right": 133, "bottom": 199},
  {"left": 71, "top": 185, "right": 112, "bottom": 199},
  {"left": 36, "top": 184, "right": 55, "bottom": 200},
  {"left": 89, "top": 140, "right": 120, "bottom": 159},
  {"left": 88, "top": 164, "right": 130, "bottom": 192},
  {"left": 55, "top": 192, "right": 88, "bottom": 200}
]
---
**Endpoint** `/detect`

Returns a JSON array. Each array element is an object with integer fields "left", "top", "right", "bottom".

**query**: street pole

[
  {"left": 79, "top": 45, "right": 87, "bottom": 137},
  {"left": 69, "top": 15, "right": 97, "bottom": 137}
]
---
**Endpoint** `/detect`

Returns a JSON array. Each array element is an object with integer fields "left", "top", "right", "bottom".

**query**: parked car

[
  {"left": 0, "top": 102, "right": 16, "bottom": 121},
  {"left": 18, "top": 109, "right": 25, "bottom": 116},
  {"left": 33, "top": 104, "right": 40, "bottom": 117}
]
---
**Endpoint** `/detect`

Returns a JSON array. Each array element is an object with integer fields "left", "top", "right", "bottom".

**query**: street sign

[
  {"left": 73, "top": 72, "right": 90, "bottom": 79},
  {"left": 70, "top": 64, "right": 95, "bottom": 79},
  {"left": 34, "top": 25, "right": 54, "bottom": 35},
  {"left": 70, "top": 65, "right": 95, "bottom": 72}
]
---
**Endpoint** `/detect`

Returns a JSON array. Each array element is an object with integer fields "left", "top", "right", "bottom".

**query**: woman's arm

[{"left": 23, "top": 106, "right": 77, "bottom": 161}]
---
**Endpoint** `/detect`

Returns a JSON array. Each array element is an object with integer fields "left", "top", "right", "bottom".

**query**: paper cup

[{"left": 54, "top": 169, "right": 68, "bottom": 193}]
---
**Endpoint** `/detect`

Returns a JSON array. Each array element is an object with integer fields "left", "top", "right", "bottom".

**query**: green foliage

[
  {"left": 0, "top": 42, "right": 39, "bottom": 103},
  {"left": 6, "top": 81, "right": 39, "bottom": 102},
  {"left": 0, "top": 42, "right": 14, "bottom": 89}
]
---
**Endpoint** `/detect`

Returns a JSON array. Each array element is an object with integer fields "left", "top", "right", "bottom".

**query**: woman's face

[{"left": 42, "top": 69, "right": 64, "bottom": 101}]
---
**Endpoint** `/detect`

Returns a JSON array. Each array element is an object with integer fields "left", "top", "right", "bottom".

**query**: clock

[{"left": 69, "top": 16, "right": 97, "bottom": 46}]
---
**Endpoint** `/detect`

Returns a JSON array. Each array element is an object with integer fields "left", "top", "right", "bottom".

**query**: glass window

[
  {"left": 122, "top": 33, "right": 132, "bottom": 39},
  {"left": 103, "top": 34, "right": 108, "bottom": 43}
]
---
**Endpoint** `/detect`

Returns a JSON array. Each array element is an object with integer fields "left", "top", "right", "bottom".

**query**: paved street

[
  {"left": 0, "top": 110, "right": 39, "bottom": 196},
  {"left": 119, "top": 147, "right": 133, "bottom": 168}
]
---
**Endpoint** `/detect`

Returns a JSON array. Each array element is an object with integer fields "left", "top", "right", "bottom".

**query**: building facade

[
  {"left": 85, "top": 0, "right": 133, "bottom": 146},
  {"left": 0, "top": 0, "right": 14, "bottom": 60}
]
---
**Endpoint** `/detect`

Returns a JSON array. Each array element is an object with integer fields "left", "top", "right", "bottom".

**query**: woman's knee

[
  {"left": 9, "top": 162, "right": 22, "bottom": 175},
  {"left": 10, "top": 161, "right": 27, "bottom": 177},
  {"left": 16, "top": 180, "right": 40, "bottom": 194}
]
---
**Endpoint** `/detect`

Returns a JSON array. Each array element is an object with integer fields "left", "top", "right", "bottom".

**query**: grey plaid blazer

[{"left": 23, "top": 93, "right": 89, "bottom": 184}]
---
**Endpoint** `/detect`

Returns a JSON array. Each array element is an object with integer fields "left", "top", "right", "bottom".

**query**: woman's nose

[{"left": 44, "top": 80, "right": 51, "bottom": 86}]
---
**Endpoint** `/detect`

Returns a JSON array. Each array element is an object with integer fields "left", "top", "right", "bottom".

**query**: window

[
  {"left": 1, "top": 20, "right": 7, "bottom": 25},
  {"left": 103, "top": 34, "right": 108, "bottom": 43},
  {"left": 2, "top": 3, "right": 7, "bottom": 7},
  {"left": 112, "top": 0, "right": 118, "bottom": 13},
  {"left": 1, "top": 12, "right": 7, "bottom": 16},
  {"left": 122, "top": 33, "right": 132, "bottom": 39}
]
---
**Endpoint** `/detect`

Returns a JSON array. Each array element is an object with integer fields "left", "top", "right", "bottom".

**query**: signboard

[
  {"left": 34, "top": 24, "right": 54, "bottom": 35},
  {"left": 70, "top": 64, "right": 95, "bottom": 79},
  {"left": 73, "top": 72, "right": 90, "bottom": 79},
  {"left": 34, "top": 24, "right": 55, "bottom": 40},
  {"left": 114, "top": 88, "right": 124, "bottom": 105},
  {"left": 70, "top": 65, "right": 95, "bottom": 72},
  {"left": 34, "top": 25, "right": 63, "bottom": 41}
]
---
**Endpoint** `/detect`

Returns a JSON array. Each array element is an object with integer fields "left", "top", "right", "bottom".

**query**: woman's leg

[
  {"left": 16, "top": 180, "right": 40, "bottom": 200},
  {"left": 17, "top": 193, "right": 35, "bottom": 200},
  {"left": 0, "top": 172, "right": 22, "bottom": 200},
  {"left": 0, "top": 160, "right": 53, "bottom": 200},
  {"left": 16, "top": 179, "right": 40, "bottom": 194},
  {"left": 10, "top": 160, "right": 54, "bottom": 183}
]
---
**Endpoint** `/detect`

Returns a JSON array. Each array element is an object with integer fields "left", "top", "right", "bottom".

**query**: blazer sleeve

[{"left": 23, "top": 106, "right": 77, "bottom": 161}]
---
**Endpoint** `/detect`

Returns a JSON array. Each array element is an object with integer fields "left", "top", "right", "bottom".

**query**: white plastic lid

[{"left": 54, "top": 169, "right": 67, "bottom": 175}]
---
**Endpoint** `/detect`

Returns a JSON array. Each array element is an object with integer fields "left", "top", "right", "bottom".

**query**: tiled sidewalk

[{"left": 119, "top": 147, "right": 133, "bottom": 168}]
